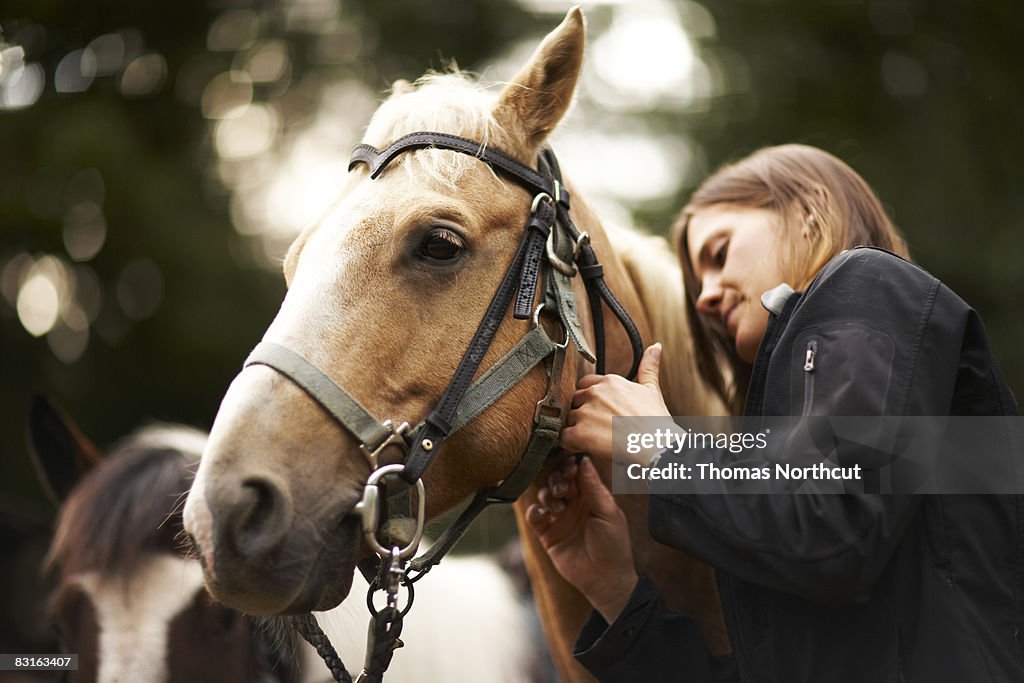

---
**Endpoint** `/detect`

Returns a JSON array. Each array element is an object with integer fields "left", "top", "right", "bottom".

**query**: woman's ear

[
  {"left": 802, "top": 213, "right": 818, "bottom": 241},
  {"left": 799, "top": 185, "right": 829, "bottom": 242}
]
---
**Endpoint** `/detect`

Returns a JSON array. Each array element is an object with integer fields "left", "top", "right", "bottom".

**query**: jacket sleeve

[
  {"left": 648, "top": 248, "right": 970, "bottom": 605},
  {"left": 573, "top": 574, "right": 739, "bottom": 683}
]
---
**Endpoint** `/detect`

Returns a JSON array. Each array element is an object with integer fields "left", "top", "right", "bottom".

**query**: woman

[{"left": 527, "top": 145, "right": 1022, "bottom": 682}]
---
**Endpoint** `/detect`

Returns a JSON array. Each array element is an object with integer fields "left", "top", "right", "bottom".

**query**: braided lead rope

[
  {"left": 359, "top": 606, "right": 405, "bottom": 683},
  {"left": 292, "top": 613, "right": 353, "bottom": 683}
]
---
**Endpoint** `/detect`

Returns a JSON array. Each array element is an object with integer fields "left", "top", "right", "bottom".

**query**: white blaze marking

[{"left": 75, "top": 555, "right": 206, "bottom": 683}]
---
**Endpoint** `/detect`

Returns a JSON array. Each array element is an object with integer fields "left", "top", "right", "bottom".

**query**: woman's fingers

[
  {"left": 562, "top": 458, "right": 579, "bottom": 480},
  {"left": 559, "top": 428, "right": 579, "bottom": 454},
  {"left": 525, "top": 503, "right": 552, "bottom": 534},
  {"left": 571, "top": 387, "right": 591, "bottom": 409},
  {"left": 560, "top": 425, "right": 612, "bottom": 463},
  {"left": 577, "top": 457, "right": 619, "bottom": 519},
  {"left": 547, "top": 469, "right": 566, "bottom": 494},
  {"left": 547, "top": 469, "right": 579, "bottom": 502},
  {"left": 537, "top": 486, "right": 565, "bottom": 513},
  {"left": 560, "top": 423, "right": 592, "bottom": 453}
]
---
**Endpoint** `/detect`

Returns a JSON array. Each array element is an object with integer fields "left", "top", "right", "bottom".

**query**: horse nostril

[
  {"left": 238, "top": 478, "right": 273, "bottom": 531},
  {"left": 229, "top": 475, "right": 293, "bottom": 558}
]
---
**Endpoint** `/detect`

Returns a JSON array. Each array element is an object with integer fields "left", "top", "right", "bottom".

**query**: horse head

[
  {"left": 182, "top": 9, "right": 606, "bottom": 616},
  {"left": 28, "top": 395, "right": 298, "bottom": 682}
]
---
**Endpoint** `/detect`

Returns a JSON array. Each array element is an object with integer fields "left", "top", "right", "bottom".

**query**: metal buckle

[
  {"left": 532, "top": 303, "right": 569, "bottom": 348},
  {"left": 573, "top": 231, "right": 590, "bottom": 260},
  {"left": 546, "top": 231, "right": 576, "bottom": 277},
  {"left": 360, "top": 419, "right": 410, "bottom": 469},
  {"left": 531, "top": 192, "right": 553, "bottom": 214},
  {"left": 352, "top": 463, "right": 426, "bottom": 561},
  {"left": 546, "top": 221, "right": 591, "bottom": 277}
]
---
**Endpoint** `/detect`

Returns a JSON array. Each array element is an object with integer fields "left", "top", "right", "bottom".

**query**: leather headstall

[{"left": 242, "top": 131, "right": 645, "bottom": 683}]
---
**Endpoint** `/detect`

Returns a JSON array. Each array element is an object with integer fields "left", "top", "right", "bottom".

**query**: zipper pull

[{"left": 804, "top": 340, "right": 816, "bottom": 372}]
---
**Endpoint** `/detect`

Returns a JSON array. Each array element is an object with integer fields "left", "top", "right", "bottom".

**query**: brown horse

[
  {"left": 28, "top": 396, "right": 303, "bottom": 682},
  {"left": 184, "top": 8, "right": 728, "bottom": 681}
]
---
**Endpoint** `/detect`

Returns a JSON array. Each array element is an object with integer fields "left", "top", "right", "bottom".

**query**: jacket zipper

[{"left": 802, "top": 339, "right": 817, "bottom": 416}]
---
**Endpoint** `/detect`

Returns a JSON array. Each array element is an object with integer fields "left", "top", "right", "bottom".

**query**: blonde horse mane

[{"left": 604, "top": 222, "right": 724, "bottom": 417}]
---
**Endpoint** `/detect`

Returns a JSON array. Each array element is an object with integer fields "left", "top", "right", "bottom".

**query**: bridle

[{"left": 245, "top": 132, "right": 645, "bottom": 682}]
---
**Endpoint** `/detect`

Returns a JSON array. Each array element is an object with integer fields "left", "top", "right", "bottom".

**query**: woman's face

[{"left": 685, "top": 205, "right": 791, "bottom": 364}]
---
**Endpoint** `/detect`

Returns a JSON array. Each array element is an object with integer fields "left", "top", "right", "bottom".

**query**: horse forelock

[
  {"left": 47, "top": 424, "right": 208, "bottom": 590},
  {"left": 361, "top": 71, "right": 523, "bottom": 191}
]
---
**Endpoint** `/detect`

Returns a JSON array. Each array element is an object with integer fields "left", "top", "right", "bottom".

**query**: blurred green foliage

[
  {"left": 1, "top": 0, "right": 1021, "bottom": 515},
  {"left": 0, "top": 0, "right": 540, "bottom": 509}
]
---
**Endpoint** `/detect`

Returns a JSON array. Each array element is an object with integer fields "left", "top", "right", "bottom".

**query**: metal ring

[
  {"left": 358, "top": 463, "right": 426, "bottom": 560},
  {"left": 533, "top": 303, "right": 569, "bottom": 349},
  {"left": 359, "top": 420, "right": 410, "bottom": 469},
  {"left": 366, "top": 577, "right": 416, "bottom": 619},
  {"left": 554, "top": 326, "right": 570, "bottom": 350},
  {"left": 532, "top": 303, "right": 546, "bottom": 327}
]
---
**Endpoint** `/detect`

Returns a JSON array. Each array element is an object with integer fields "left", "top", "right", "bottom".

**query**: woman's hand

[
  {"left": 526, "top": 457, "right": 638, "bottom": 623},
  {"left": 560, "top": 343, "right": 673, "bottom": 463}
]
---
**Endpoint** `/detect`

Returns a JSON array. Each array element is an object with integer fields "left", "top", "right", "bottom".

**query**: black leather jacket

[{"left": 574, "top": 247, "right": 1022, "bottom": 682}]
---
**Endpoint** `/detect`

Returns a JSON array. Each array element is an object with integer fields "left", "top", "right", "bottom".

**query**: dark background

[{"left": 2, "top": 0, "right": 1021, "bottom": 656}]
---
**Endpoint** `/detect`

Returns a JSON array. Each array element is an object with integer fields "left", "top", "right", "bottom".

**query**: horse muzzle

[{"left": 184, "top": 461, "right": 362, "bottom": 615}]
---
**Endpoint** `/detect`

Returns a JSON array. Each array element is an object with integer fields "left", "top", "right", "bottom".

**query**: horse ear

[
  {"left": 26, "top": 394, "right": 104, "bottom": 505},
  {"left": 494, "top": 6, "right": 585, "bottom": 150}
]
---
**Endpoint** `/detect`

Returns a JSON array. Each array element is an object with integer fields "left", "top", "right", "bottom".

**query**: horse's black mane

[{"left": 48, "top": 425, "right": 202, "bottom": 584}]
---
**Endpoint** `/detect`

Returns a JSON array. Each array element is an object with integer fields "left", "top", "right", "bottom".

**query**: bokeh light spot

[
  {"left": 17, "top": 262, "right": 62, "bottom": 337},
  {"left": 119, "top": 53, "right": 167, "bottom": 97},
  {"left": 55, "top": 48, "right": 97, "bottom": 93},
  {"left": 592, "top": 3, "right": 696, "bottom": 109},
  {"left": 0, "top": 61, "right": 45, "bottom": 110},
  {"left": 208, "top": 10, "right": 260, "bottom": 52},
  {"left": 215, "top": 103, "right": 281, "bottom": 158},
  {"left": 63, "top": 203, "right": 107, "bottom": 262},
  {"left": 202, "top": 71, "right": 254, "bottom": 119},
  {"left": 116, "top": 258, "right": 164, "bottom": 321},
  {"left": 47, "top": 320, "right": 89, "bottom": 363},
  {"left": 86, "top": 33, "right": 128, "bottom": 76},
  {"left": 244, "top": 40, "right": 291, "bottom": 83}
]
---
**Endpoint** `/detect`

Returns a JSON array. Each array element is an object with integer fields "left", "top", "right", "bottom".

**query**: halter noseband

[{"left": 244, "top": 131, "right": 645, "bottom": 683}]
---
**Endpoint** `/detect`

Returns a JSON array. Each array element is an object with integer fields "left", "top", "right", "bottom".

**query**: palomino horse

[
  {"left": 28, "top": 396, "right": 544, "bottom": 683},
  {"left": 184, "top": 8, "right": 728, "bottom": 681}
]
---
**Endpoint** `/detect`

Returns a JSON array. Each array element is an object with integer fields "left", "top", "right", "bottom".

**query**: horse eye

[{"left": 420, "top": 228, "right": 464, "bottom": 262}]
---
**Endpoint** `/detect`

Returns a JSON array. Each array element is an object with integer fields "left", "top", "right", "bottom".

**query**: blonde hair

[
  {"left": 361, "top": 72, "right": 517, "bottom": 191},
  {"left": 673, "top": 144, "right": 909, "bottom": 412}
]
